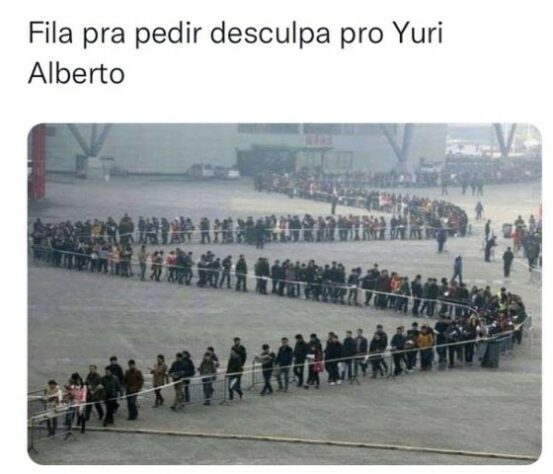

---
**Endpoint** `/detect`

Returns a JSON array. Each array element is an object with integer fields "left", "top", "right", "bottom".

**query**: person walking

[
  {"left": 503, "top": 246, "right": 515, "bottom": 278},
  {"left": 226, "top": 348, "right": 244, "bottom": 401},
  {"left": 475, "top": 201, "right": 484, "bottom": 220},
  {"left": 452, "top": 256, "right": 463, "bottom": 285},
  {"left": 123, "top": 360, "right": 144, "bottom": 421},
  {"left": 256, "top": 344, "right": 276, "bottom": 396},
  {"left": 231, "top": 337, "right": 247, "bottom": 368},
  {"left": 485, "top": 220, "right": 491, "bottom": 241}
]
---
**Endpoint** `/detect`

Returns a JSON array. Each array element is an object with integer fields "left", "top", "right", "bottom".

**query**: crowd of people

[
  {"left": 29, "top": 208, "right": 463, "bottom": 260},
  {"left": 511, "top": 214, "right": 542, "bottom": 270},
  {"left": 30, "top": 230, "right": 523, "bottom": 320},
  {"left": 29, "top": 169, "right": 537, "bottom": 443},
  {"left": 250, "top": 159, "right": 541, "bottom": 192},
  {"left": 36, "top": 297, "right": 526, "bottom": 437},
  {"left": 254, "top": 171, "right": 469, "bottom": 237},
  {"left": 444, "top": 155, "right": 542, "bottom": 186}
]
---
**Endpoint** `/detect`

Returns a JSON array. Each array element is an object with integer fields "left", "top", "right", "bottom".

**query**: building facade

[{"left": 40, "top": 123, "right": 447, "bottom": 175}]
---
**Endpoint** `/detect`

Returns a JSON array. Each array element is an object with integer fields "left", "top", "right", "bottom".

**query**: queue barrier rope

[
  {"left": 27, "top": 317, "right": 530, "bottom": 454},
  {"left": 28, "top": 319, "right": 529, "bottom": 423}
]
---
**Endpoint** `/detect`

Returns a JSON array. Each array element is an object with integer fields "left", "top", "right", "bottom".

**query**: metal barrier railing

[{"left": 28, "top": 317, "right": 531, "bottom": 453}]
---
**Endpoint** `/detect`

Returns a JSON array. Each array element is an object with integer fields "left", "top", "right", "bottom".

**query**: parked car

[{"left": 214, "top": 166, "right": 241, "bottom": 180}]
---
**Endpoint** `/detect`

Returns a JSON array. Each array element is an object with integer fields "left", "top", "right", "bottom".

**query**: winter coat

[
  {"left": 124, "top": 368, "right": 145, "bottom": 394},
  {"left": 151, "top": 362, "right": 168, "bottom": 387},
  {"left": 276, "top": 345, "right": 294, "bottom": 366}
]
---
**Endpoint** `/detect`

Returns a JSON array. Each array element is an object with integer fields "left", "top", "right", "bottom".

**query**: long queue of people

[
  {"left": 254, "top": 171, "right": 469, "bottom": 236},
  {"left": 36, "top": 306, "right": 525, "bottom": 438},
  {"left": 30, "top": 234, "right": 527, "bottom": 334},
  {"left": 251, "top": 161, "right": 540, "bottom": 191},
  {"left": 29, "top": 209, "right": 460, "bottom": 260}
]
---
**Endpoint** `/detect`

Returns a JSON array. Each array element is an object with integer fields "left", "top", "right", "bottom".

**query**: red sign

[{"left": 305, "top": 134, "right": 333, "bottom": 147}]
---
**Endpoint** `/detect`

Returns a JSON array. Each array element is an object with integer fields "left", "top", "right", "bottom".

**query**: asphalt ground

[{"left": 27, "top": 176, "right": 542, "bottom": 464}]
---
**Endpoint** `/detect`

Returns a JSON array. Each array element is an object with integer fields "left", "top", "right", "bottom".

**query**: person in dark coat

[
  {"left": 219, "top": 255, "right": 232, "bottom": 288},
  {"left": 180, "top": 351, "right": 195, "bottom": 403},
  {"left": 426, "top": 278, "right": 439, "bottom": 317},
  {"left": 390, "top": 326, "right": 407, "bottom": 376},
  {"left": 85, "top": 364, "right": 104, "bottom": 421},
  {"left": 503, "top": 247, "right": 514, "bottom": 277},
  {"left": 361, "top": 264, "right": 379, "bottom": 306},
  {"left": 256, "top": 344, "right": 275, "bottom": 396},
  {"left": 106, "top": 356, "right": 124, "bottom": 396},
  {"left": 271, "top": 260, "right": 281, "bottom": 294},
  {"left": 375, "top": 324, "right": 389, "bottom": 373},
  {"left": 341, "top": 331, "right": 356, "bottom": 380},
  {"left": 437, "top": 228, "right": 447, "bottom": 253},
  {"left": 293, "top": 334, "right": 308, "bottom": 387},
  {"left": 369, "top": 334, "right": 386, "bottom": 378},
  {"left": 331, "top": 194, "right": 339, "bottom": 215},
  {"left": 226, "top": 348, "right": 244, "bottom": 401},
  {"left": 235, "top": 254, "right": 248, "bottom": 292},
  {"left": 105, "top": 356, "right": 124, "bottom": 414},
  {"left": 405, "top": 323, "right": 420, "bottom": 371},
  {"left": 123, "top": 360, "right": 144, "bottom": 420},
  {"left": 276, "top": 337, "right": 294, "bottom": 391},
  {"left": 100, "top": 367, "right": 120, "bottom": 427},
  {"left": 485, "top": 235, "right": 497, "bottom": 262},
  {"left": 452, "top": 256, "right": 463, "bottom": 285},
  {"left": 411, "top": 274, "right": 423, "bottom": 316},
  {"left": 354, "top": 328, "right": 368, "bottom": 377},
  {"left": 433, "top": 316, "right": 449, "bottom": 365},
  {"left": 324, "top": 333, "right": 342, "bottom": 385},
  {"left": 231, "top": 337, "right": 247, "bottom": 368},
  {"left": 445, "top": 321, "right": 462, "bottom": 368}
]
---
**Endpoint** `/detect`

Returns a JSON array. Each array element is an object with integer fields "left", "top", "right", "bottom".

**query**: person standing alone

[
  {"left": 503, "top": 246, "right": 514, "bottom": 278},
  {"left": 452, "top": 256, "right": 463, "bottom": 285}
]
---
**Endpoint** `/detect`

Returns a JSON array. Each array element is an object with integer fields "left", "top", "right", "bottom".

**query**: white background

[{"left": 0, "top": 0, "right": 550, "bottom": 471}]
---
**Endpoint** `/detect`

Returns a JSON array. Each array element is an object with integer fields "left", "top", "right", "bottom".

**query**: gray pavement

[{"left": 28, "top": 176, "right": 542, "bottom": 464}]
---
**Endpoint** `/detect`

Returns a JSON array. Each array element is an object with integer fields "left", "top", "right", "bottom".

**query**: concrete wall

[{"left": 43, "top": 124, "right": 447, "bottom": 174}]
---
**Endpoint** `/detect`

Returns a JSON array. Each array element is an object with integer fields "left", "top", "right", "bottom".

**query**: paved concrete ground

[{"left": 28, "top": 176, "right": 542, "bottom": 464}]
